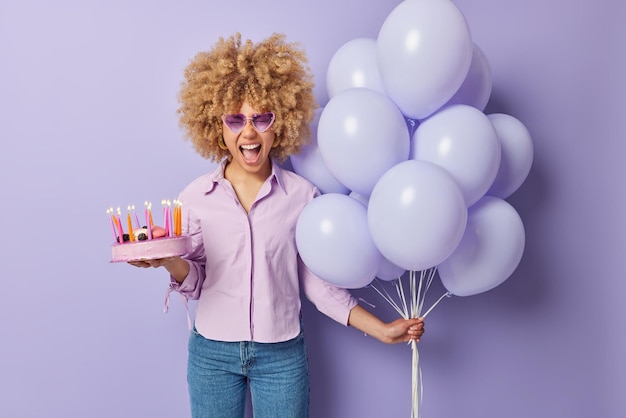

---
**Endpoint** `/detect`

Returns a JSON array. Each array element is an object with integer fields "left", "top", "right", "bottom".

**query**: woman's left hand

[
  {"left": 382, "top": 317, "right": 425, "bottom": 344},
  {"left": 348, "top": 305, "right": 425, "bottom": 344}
]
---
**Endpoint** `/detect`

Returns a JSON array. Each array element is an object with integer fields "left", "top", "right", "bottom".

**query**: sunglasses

[{"left": 221, "top": 112, "right": 275, "bottom": 134}]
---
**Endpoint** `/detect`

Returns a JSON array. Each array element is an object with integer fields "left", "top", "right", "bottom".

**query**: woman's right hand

[
  {"left": 128, "top": 256, "right": 179, "bottom": 269},
  {"left": 128, "top": 256, "right": 190, "bottom": 284}
]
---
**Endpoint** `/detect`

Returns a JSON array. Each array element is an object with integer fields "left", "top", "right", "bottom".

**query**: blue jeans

[{"left": 187, "top": 328, "right": 310, "bottom": 418}]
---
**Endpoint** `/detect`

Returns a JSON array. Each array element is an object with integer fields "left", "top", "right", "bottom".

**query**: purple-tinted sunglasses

[{"left": 221, "top": 112, "right": 275, "bottom": 134}]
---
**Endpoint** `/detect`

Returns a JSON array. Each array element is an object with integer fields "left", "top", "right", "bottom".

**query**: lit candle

[
  {"left": 167, "top": 199, "right": 174, "bottom": 237},
  {"left": 180, "top": 202, "right": 183, "bottom": 235},
  {"left": 112, "top": 210, "right": 120, "bottom": 232},
  {"left": 127, "top": 206, "right": 135, "bottom": 242},
  {"left": 172, "top": 202, "right": 177, "bottom": 236},
  {"left": 162, "top": 199, "right": 168, "bottom": 237},
  {"left": 116, "top": 207, "right": 125, "bottom": 243},
  {"left": 131, "top": 204, "right": 141, "bottom": 229},
  {"left": 171, "top": 201, "right": 175, "bottom": 236},
  {"left": 146, "top": 200, "right": 154, "bottom": 226},
  {"left": 172, "top": 200, "right": 178, "bottom": 236},
  {"left": 107, "top": 208, "right": 118, "bottom": 243},
  {"left": 176, "top": 200, "right": 182, "bottom": 236},
  {"left": 144, "top": 201, "right": 153, "bottom": 240}
]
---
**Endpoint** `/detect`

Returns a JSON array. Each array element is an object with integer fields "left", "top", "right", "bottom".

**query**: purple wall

[{"left": 1, "top": 0, "right": 623, "bottom": 417}]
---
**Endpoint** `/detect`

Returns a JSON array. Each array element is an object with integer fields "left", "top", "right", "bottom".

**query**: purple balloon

[
  {"left": 326, "top": 38, "right": 386, "bottom": 98},
  {"left": 367, "top": 160, "right": 467, "bottom": 271},
  {"left": 376, "top": 257, "right": 406, "bottom": 281},
  {"left": 438, "top": 196, "right": 526, "bottom": 296},
  {"left": 486, "top": 113, "right": 534, "bottom": 199},
  {"left": 411, "top": 104, "right": 501, "bottom": 207},
  {"left": 377, "top": 0, "right": 473, "bottom": 119},
  {"left": 318, "top": 88, "right": 410, "bottom": 197},
  {"left": 444, "top": 43, "right": 492, "bottom": 111},
  {"left": 290, "top": 108, "right": 350, "bottom": 195},
  {"left": 296, "top": 193, "right": 381, "bottom": 288}
]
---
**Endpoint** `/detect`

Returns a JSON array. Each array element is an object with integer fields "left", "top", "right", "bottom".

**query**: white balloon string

[
  {"left": 397, "top": 275, "right": 410, "bottom": 318},
  {"left": 427, "top": 267, "right": 436, "bottom": 291},
  {"left": 411, "top": 340, "right": 421, "bottom": 418},
  {"left": 415, "top": 270, "right": 424, "bottom": 317},
  {"left": 358, "top": 297, "right": 376, "bottom": 308},
  {"left": 422, "top": 291, "right": 451, "bottom": 318},
  {"left": 410, "top": 271, "right": 414, "bottom": 318},
  {"left": 410, "top": 271, "right": 417, "bottom": 318},
  {"left": 419, "top": 363, "right": 424, "bottom": 414},
  {"left": 419, "top": 267, "right": 437, "bottom": 315},
  {"left": 418, "top": 270, "right": 427, "bottom": 314},
  {"left": 378, "top": 279, "right": 407, "bottom": 318},
  {"left": 375, "top": 278, "right": 397, "bottom": 302},
  {"left": 370, "top": 270, "right": 448, "bottom": 418},
  {"left": 369, "top": 282, "right": 406, "bottom": 318}
]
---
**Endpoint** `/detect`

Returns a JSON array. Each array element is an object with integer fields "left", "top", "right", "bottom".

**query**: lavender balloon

[
  {"left": 296, "top": 193, "right": 381, "bottom": 288},
  {"left": 438, "top": 196, "right": 526, "bottom": 296},
  {"left": 411, "top": 104, "right": 501, "bottom": 207},
  {"left": 376, "top": 257, "right": 406, "bottom": 281},
  {"left": 326, "top": 38, "right": 386, "bottom": 98},
  {"left": 290, "top": 108, "right": 350, "bottom": 195},
  {"left": 377, "top": 0, "right": 473, "bottom": 119},
  {"left": 318, "top": 88, "right": 410, "bottom": 197},
  {"left": 486, "top": 113, "right": 534, "bottom": 199},
  {"left": 444, "top": 44, "right": 493, "bottom": 111},
  {"left": 367, "top": 160, "right": 467, "bottom": 271}
]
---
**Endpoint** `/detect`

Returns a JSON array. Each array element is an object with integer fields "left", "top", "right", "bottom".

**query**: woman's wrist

[{"left": 163, "top": 257, "right": 190, "bottom": 283}]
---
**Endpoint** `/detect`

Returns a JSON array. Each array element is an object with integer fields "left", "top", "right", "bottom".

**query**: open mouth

[{"left": 240, "top": 143, "right": 261, "bottom": 162}]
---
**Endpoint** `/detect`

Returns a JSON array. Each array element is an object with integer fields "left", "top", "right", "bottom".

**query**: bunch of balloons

[{"left": 292, "top": 0, "right": 533, "bottom": 298}]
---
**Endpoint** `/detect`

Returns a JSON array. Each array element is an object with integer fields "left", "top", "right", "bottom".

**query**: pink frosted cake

[
  {"left": 108, "top": 200, "right": 190, "bottom": 263},
  {"left": 111, "top": 235, "right": 191, "bottom": 263}
]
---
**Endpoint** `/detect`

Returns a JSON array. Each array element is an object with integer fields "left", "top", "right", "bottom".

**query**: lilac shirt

[{"left": 168, "top": 160, "right": 358, "bottom": 343}]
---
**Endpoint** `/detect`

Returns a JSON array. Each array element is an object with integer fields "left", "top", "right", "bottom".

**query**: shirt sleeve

[
  {"left": 168, "top": 258, "right": 204, "bottom": 300},
  {"left": 299, "top": 256, "right": 358, "bottom": 326},
  {"left": 168, "top": 194, "right": 207, "bottom": 300}
]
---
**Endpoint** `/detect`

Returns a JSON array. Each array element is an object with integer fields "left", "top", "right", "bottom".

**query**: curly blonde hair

[{"left": 177, "top": 33, "right": 318, "bottom": 163}]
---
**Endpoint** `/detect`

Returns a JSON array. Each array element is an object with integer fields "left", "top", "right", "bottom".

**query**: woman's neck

[
  {"left": 224, "top": 158, "right": 272, "bottom": 185},
  {"left": 224, "top": 159, "right": 272, "bottom": 214}
]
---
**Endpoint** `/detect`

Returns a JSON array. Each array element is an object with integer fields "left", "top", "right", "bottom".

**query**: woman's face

[{"left": 222, "top": 100, "right": 276, "bottom": 177}]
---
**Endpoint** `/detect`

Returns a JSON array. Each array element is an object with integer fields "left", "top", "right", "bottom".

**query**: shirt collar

[
  {"left": 271, "top": 160, "right": 288, "bottom": 194},
  {"left": 204, "top": 158, "right": 287, "bottom": 195}
]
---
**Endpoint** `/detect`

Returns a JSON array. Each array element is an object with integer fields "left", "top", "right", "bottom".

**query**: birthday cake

[
  {"left": 111, "top": 235, "right": 191, "bottom": 263},
  {"left": 108, "top": 200, "right": 191, "bottom": 263}
]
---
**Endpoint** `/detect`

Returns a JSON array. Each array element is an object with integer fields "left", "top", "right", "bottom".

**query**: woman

[{"left": 131, "top": 32, "right": 424, "bottom": 418}]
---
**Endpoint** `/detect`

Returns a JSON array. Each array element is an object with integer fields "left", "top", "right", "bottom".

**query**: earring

[{"left": 218, "top": 136, "right": 228, "bottom": 150}]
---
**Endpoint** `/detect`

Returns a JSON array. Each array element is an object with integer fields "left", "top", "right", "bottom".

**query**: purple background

[{"left": 1, "top": 0, "right": 624, "bottom": 417}]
